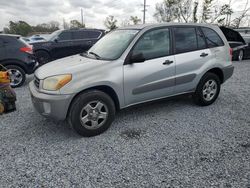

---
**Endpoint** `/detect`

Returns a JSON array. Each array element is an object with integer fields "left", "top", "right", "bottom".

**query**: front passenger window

[{"left": 133, "top": 28, "right": 170, "bottom": 60}]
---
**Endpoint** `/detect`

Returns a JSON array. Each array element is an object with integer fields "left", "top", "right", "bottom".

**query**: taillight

[
  {"left": 229, "top": 48, "right": 233, "bottom": 60},
  {"left": 20, "top": 45, "right": 33, "bottom": 54}
]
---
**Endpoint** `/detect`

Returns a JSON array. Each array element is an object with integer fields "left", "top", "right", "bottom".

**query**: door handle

[
  {"left": 200, "top": 52, "right": 208, "bottom": 57},
  {"left": 163, "top": 60, "right": 174, "bottom": 65}
]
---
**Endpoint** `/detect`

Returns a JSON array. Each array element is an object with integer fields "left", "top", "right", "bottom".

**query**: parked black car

[
  {"left": 33, "top": 28, "right": 105, "bottom": 65},
  {"left": 220, "top": 27, "right": 247, "bottom": 61},
  {"left": 0, "top": 34, "right": 37, "bottom": 87}
]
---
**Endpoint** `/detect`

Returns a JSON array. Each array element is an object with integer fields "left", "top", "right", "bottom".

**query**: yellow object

[
  {"left": 0, "top": 71, "right": 10, "bottom": 84},
  {"left": 43, "top": 74, "right": 72, "bottom": 91}
]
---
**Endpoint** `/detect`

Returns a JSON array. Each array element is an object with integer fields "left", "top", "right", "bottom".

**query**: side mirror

[{"left": 130, "top": 52, "right": 145, "bottom": 63}]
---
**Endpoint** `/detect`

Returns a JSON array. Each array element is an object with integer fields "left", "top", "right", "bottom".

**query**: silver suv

[{"left": 29, "top": 23, "right": 234, "bottom": 137}]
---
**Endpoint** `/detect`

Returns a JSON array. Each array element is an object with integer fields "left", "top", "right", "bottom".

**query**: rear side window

[
  {"left": 88, "top": 31, "right": 101, "bottom": 39},
  {"left": 59, "top": 32, "right": 72, "bottom": 41},
  {"left": 201, "top": 27, "right": 224, "bottom": 47},
  {"left": 133, "top": 28, "right": 170, "bottom": 60},
  {"left": 73, "top": 31, "right": 88, "bottom": 40},
  {"left": 174, "top": 27, "right": 197, "bottom": 53}
]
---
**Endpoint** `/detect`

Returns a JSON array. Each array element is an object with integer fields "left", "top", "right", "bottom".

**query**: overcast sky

[{"left": 0, "top": 0, "right": 249, "bottom": 31}]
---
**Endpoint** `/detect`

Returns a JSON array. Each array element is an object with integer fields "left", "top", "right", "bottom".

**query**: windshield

[
  {"left": 87, "top": 29, "right": 139, "bottom": 60},
  {"left": 47, "top": 30, "right": 62, "bottom": 41}
]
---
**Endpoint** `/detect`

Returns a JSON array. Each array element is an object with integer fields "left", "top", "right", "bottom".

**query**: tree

[
  {"left": 70, "top": 20, "right": 85, "bottom": 29},
  {"left": 4, "top": 21, "right": 33, "bottom": 36},
  {"left": 104, "top": 15, "right": 118, "bottom": 31},
  {"left": 231, "top": 0, "right": 249, "bottom": 28},
  {"left": 130, "top": 16, "right": 141, "bottom": 25},
  {"left": 154, "top": 0, "right": 181, "bottom": 22},
  {"left": 192, "top": 1, "right": 199, "bottom": 23},
  {"left": 201, "top": 0, "right": 213, "bottom": 23},
  {"left": 210, "top": 4, "right": 233, "bottom": 26},
  {"left": 177, "top": 0, "right": 193, "bottom": 22}
]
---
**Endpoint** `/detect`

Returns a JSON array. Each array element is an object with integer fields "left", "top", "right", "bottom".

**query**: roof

[
  {"left": 0, "top": 34, "right": 21, "bottom": 38},
  {"left": 119, "top": 22, "right": 217, "bottom": 30}
]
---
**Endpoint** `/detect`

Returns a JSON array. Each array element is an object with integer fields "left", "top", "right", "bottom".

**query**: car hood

[{"left": 35, "top": 54, "right": 109, "bottom": 79}]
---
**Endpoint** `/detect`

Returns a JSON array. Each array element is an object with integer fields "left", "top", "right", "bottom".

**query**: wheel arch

[
  {"left": 67, "top": 85, "right": 120, "bottom": 118},
  {"left": 206, "top": 67, "right": 224, "bottom": 83},
  {"left": 0, "top": 59, "right": 27, "bottom": 73}
]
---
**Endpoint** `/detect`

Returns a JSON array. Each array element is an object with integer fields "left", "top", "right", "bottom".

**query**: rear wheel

[
  {"left": 35, "top": 50, "right": 51, "bottom": 65},
  {"left": 5, "top": 65, "right": 26, "bottom": 88},
  {"left": 68, "top": 90, "right": 116, "bottom": 137},
  {"left": 193, "top": 73, "right": 221, "bottom": 106},
  {"left": 238, "top": 50, "right": 244, "bottom": 61}
]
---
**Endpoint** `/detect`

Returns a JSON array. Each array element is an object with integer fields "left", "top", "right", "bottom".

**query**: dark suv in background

[
  {"left": 32, "top": 28, "right": 105, "bottom": 65},
  {"left": 0, "top": 34, "right": 37, "bottom": 87}
]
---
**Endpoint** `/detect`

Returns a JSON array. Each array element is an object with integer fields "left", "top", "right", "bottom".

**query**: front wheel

[
  {"left": 193, "top": 73, "right": 221, "bottom": 106},
  {"left": 68, "top": 90, "right": 116, "bottom": 137},
  {"left": 5, "top": 65, "right": 26, "bottom": 88}
]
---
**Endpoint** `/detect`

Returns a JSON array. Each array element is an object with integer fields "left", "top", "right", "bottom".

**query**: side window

[
  {"left": 133, "top": 28, "right": 170, "bottom": 60},
  {"left": 88, "top": 31, "right": 101, "bottom": 39},
  {"left": 0, "top": 39, "right": 3, "bottom": 47},
  {"left": 59, "top": 32, "right": 72, "bottom": 41},
  {"left": 73, "top": 31, "right": 88, "bottom": 40},
  {"left": 197, "top": 28, "right": 206, "bottom": 49},
  {"left": 174, "top": 27, "right": 197, "bottom": 53},
  {"left": 201, "top": 27, "right": 224, "bottom": 48}
]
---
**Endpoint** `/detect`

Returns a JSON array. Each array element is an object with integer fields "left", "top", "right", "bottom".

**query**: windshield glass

[
  {"left": 47, "top": 30, "right": 62, "bottom": 41},
  {"left": 88, "top": 29, "right": 139, "bottom": 60}
]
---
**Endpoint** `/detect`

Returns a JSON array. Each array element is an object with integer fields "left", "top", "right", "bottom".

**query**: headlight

[{"left": 43, "top": 74, "right": 72, "bottom": 91}]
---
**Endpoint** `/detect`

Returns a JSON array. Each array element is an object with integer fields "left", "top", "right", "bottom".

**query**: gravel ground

[{"left": 0, "top": 61, "right": 250, "bottom": 187}]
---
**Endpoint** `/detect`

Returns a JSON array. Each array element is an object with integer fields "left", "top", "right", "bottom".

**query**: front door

[{"left": 123, "top": 28, "right": 175, "bottom": 106}]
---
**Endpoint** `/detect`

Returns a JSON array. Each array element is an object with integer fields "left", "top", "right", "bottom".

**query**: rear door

[
  {"left": 123, "top": 27, "right": 176, "bottom": 106},
  {"left": 0, "top": 38, "right": 6, "bottom": 61},
  {"left": 173, "top": 26, "right": 211, "bottom": 94}
]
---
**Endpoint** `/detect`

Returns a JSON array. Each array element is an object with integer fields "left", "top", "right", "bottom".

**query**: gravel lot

[{"left": 0, "top": 61, "right": 250, "bottom": 187}]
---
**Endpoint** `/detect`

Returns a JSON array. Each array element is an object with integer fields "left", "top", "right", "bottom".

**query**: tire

[
  {"left": 68, "top": 90, "right": 116, "bottom": 137},
  {"left": 35, "top": 50, "right": 51, "bottom": 65},
  {"left": 5, "top": 65, "right": 26, "bottom": 88},
  {"left": 193, "top": 72, "right": 221, "bottom": 106},
  {"left": 238, "top": 50, "right": 244, "bottom": 61}
]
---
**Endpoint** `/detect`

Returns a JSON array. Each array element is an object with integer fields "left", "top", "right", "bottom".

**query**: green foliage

[
  {"left": 130, "top": 16, "right": 141, "bottom": 25},
  {"left": 70, "top": 20, "right": 85, "bottom": 29},
  {"left": 201, "top": 0, "right": 213, "bottom": 23},
  {"left": 4, "top": 20, "right": 60, "bottom": 36},
  {"left": 154, "top": 0, "right": 181, "bottom": 22},
  {"left": 4, "top": 21, "right": 32, "bottom": 36},
  {"left": 193, "top": 1, "right": 199, "bottom": 23},
  {"left": 104, "top": 15, "right": 118, "bottom": 31}
]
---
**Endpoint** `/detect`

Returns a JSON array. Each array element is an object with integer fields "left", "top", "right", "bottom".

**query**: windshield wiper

[{"left": 89, "top": 51, "right": 101, "bottom": 59}]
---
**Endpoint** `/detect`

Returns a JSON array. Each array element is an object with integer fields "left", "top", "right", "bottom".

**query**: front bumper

[
  {"left": 29, "top": 81, "right": 74, "bottom": 121},
  {"left": 222, "top": 65, "right": 234, "bottom": 83}
]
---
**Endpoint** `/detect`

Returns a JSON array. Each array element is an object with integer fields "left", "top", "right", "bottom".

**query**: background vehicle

[
  {"left": 0, "top": 34, "right": 37, "bottom": 87},
  {"left": 28, "top": 35, "right": 47, "bottom": 43},
  {"left": 32, "top": 28, "right": 105, "bottom": 65},
  {"left": 220, "top": 26, "right": 247, "bottom": 61},
  {"left": 30, "top": 23, "right": 234, "bottom": 137}
]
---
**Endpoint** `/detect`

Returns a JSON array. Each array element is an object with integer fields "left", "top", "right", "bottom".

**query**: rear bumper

[
  {"left": 222, "top": 65, "right": 234, "bottom": 83},
  {"left": 29, "top": 81, "right": 74, "bottom": 121},
  {"left": 25, "top": 58, "right": 38, "bottom": 74}
]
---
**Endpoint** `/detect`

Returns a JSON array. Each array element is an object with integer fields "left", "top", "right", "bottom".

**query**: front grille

[{"left": 34, "top": 76, "right": 40, "bottom": 89}]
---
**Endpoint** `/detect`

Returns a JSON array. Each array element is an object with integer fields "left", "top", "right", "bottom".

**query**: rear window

[
  {"left": 174, "top": 27, "right": 197, "bottom": 53},
  {"left": 201, "top": 27, "right": 224, "bottom": 47}
]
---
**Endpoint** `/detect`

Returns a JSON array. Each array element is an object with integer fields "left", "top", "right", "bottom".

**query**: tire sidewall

[
  {"left": 194, "top": 73, "right": 221, "bottom": 106},
  {"left": 36, "top": 51, "right": 50, "bottom": 65},
  {"left": 69, "top": 90, "right": 116, "bottom": 137}
]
